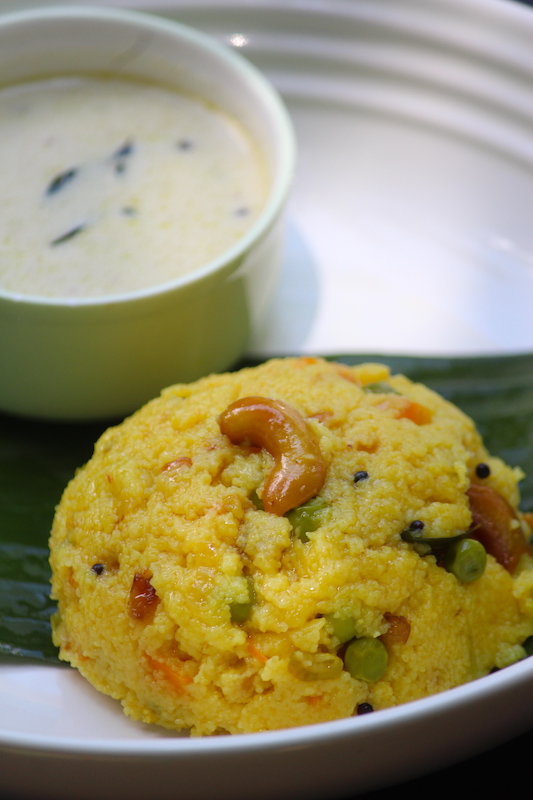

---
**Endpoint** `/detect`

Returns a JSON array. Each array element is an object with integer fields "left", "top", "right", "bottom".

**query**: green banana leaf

[
  {"left": 2, "top": 353, "right": 533, "bottom": 664},
  {"left": 0, "top": 416, "right": 109, "bottom": 662}
]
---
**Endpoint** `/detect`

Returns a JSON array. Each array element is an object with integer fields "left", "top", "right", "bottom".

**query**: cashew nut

[{"left": 219, "top": 396, "right": 326, "bottom": 516}]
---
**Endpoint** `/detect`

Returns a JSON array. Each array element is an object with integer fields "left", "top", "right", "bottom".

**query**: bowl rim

[
  {"left": 0, "top": 4, "right": 296, "bottom": 309},
  {"left": 1, "top": 652, "right": 532, "bottom": 757}
]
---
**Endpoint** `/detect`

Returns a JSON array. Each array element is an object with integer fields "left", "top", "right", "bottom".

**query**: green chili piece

[
  {"left": 443, "top": 538, "right": 487, "bottom": 583},
  {"left": 229, "top": 576, "right": 255, "bottom": 624},
  {"left": 344, "top": 637, "right": 388, "bottom": 682},
  {"left": 286, "top": 496, "right": 329, "bottom": 542},
  {"left": 362, "top": 382, "right": 400, "bottom": 395}
]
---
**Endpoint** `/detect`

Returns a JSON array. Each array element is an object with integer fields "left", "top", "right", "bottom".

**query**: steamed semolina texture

[{"left": 49, "top": 357, "right": 533, "bottom": 735}]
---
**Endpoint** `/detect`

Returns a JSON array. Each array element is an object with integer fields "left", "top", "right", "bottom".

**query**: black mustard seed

[
  {"left": 353, "top": 471, "right": 369, "bottom": 484},
  {"left": 475, "top": 463, "right": 491, "bottom": 479},
  {"left": 357, "top": 703, "right": 374, "bottom": 715},
  {"left": 91, "top": 563, "right": 105, "bottom": 576}
]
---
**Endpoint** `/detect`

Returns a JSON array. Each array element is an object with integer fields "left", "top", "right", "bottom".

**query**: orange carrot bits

[
  {"left": 333, "top": 364, "right": 361, "bottom": 385},
  {"left": 296, "top": 357, "right": 319, "bottom": 367},
  {"left": 145, "top": 655, "right": 193, "bottom": 695},
  {"left": 380, "top": 397, "right": 433, "bottom": 425},
  {"left": 305, "top": 695, "right": 322, "bottom": 706},
  {"left": 397, "top": 399, "right": 432, "bottom": 425},
  {"left": 246, "top": 637, "right": 268, "bottom": 663}
]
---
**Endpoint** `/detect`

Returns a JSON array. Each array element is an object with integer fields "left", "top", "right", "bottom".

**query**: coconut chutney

[{"left": 0, "top": 76, "right": 267, "bottom": 298}]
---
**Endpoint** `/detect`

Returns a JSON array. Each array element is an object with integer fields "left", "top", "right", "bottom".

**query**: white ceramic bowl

[
  {"left": 0, "top": 5, "right": 295, "bottom": 420},
  {"left": 2, "top": 656, "right": 533, "bottom": 800}
]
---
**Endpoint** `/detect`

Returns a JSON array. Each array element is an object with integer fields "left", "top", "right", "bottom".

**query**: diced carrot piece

[
  {"left": 378, "top": 397, "right": 432, "bottom": 425},
  {"left": 397, "top": 399, "right": 433, "bottom": 425},
  {"left": 305, "top": 695, "right": 322, "bottom": 706},
  {"left": 296, "top": 357, "right": 319, "bottom": 367}
]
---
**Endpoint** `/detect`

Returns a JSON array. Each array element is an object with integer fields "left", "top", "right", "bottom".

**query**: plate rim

[{"left": 2, "top": 654, "right": 533, "bottom": 756}]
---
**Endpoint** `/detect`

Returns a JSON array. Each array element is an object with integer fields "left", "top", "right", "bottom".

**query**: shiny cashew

[{"left": 219, "top": 396, "right": 326, "bottom": 516}]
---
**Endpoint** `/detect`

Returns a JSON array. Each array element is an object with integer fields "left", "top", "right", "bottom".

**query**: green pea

[
  {"left": 249, "top": 489, "right": 264, "bottom": 511},
  {"left": 344, "top": 637, "right": 388, "bottom": 682},
  {"left": 443, "top": 538, "right": 486, "bottom": 583},
  {"left": 362, "top": 382, "right": 400, "bottom": 395},
  {"left": 286, "top": 496, "right": 329, "bottom": 542},
  {"left": 229, "top": 577, "right": 255, "bottom": 624},
  {"left": 324, "top": 613, "right": 357, "bottom": 645},
  {"left": 288, "top": 651, "right": 344, "bottom": 681}
]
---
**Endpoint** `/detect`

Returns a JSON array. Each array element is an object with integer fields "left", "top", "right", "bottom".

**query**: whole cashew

[{"left": 219, "top": 396, "right": 326, "bottom": 516}]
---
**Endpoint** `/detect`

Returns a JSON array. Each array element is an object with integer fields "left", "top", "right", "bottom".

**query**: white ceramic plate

[{"left": 3, "top": 1, "right": 533, "bottom": 798}]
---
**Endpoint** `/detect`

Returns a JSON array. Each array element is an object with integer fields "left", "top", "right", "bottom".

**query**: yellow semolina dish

[{"left": 49, "top": 357, "right": 533, "bottom": 735}]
